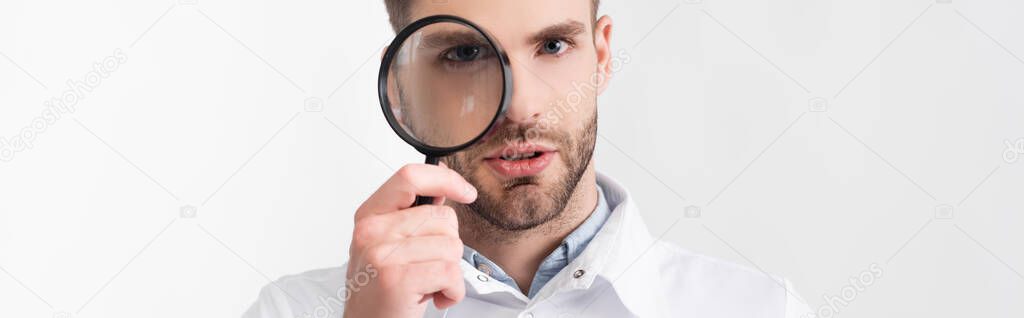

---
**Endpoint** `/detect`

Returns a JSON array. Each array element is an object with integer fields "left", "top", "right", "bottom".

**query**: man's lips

[{"left": 482, "top": 144, "right": 557, "bottom": 178}]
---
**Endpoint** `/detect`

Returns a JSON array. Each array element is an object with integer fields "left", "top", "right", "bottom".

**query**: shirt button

[
  {"left": 476, "top": 274, "right": 490, "bottom": 282},
  {"left": 523, "top": 313, "right": 534, "bottom": 318},
  {"left": 573, "top": 269, "right": 586, "bottom": 278}
]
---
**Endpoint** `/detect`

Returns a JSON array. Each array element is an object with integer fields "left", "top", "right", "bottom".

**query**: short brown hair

[{"left": 383, "top": 0, "right": 601, "bottom": 32}]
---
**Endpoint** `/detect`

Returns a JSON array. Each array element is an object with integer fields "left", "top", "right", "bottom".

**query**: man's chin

[
  {"left": 470, "top": 196, "right": 557, "bottom": 231},
  {"left": 466, "top": 176, "right": 567, "bottom": 230},
  {"left": 451, "top": 150, "right": 584, "bottom": 233}
]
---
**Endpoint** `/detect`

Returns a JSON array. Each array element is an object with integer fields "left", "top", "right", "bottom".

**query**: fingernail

[{"left": 464, "top": 184, "right": 477, "bottom": 199}]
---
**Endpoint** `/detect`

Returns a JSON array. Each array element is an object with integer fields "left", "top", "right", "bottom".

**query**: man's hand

[{"left": 343, "top": 164, "right": 477, "bottom": 318}]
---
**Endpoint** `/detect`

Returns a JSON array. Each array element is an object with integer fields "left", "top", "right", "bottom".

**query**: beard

[{"left": 445, "top": 110, "right": 598, "bottom": 233}]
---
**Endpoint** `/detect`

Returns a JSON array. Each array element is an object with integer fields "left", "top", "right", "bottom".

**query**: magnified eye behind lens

[
  {"left": 379, "top": 16, "right": 511, "bottom": 154},
  {"left": 439, "top": 44, "right": 494, "bottom": 72}
]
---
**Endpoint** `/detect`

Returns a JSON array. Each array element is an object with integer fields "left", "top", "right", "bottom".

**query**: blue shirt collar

[{"left": 462, "top": 183, "right": 612, "bottom": 298}]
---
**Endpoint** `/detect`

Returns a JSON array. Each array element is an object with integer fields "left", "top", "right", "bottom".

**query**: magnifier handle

[
  {"left": 413, "top": 195, "right": 434, "bottom": 207},
  {"left": 412, "top": 155, "right": 441, "bottom": 207}
]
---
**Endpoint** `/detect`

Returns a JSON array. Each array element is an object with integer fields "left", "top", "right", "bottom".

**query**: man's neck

[{"left": 458, "top": 168, "right": 599, "bottom": 295}]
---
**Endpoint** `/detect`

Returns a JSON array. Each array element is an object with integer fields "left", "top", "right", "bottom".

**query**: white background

[{"left": 2, "top": 0, "right": 1022, "bottom": 317}]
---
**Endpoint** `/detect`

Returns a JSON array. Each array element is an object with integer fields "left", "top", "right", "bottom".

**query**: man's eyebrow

[
  {"left": 529, "top": 20, "right": 587, "bottom": 44},
  {"left": 419, "top": 30, "right": 488, "bottom": 49}
]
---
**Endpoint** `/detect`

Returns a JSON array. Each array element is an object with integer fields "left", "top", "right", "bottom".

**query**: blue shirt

[{"left": 462, "top": 184, "right": 612, "bottom": 298}]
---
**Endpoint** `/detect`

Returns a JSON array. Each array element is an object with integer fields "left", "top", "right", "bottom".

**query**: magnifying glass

[{"left": 378, "top": 15, "right": 512, "bottom": 207}]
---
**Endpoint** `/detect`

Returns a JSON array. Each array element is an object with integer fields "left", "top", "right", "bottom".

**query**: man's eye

[
  {"left": 444, "top": 45, "right": 483, "bottom": 62},
  {"left": 540, "top": 39, "right": 570, "bottom": 56}
]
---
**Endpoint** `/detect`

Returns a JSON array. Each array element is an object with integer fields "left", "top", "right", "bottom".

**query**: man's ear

[{"left": 593, "top": 16, "right": 614, "bottom": 96}]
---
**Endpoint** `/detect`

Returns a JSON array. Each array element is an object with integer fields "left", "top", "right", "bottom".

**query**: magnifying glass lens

[{"left": 385, "top": 21, "right": 504, "bottom": 149}]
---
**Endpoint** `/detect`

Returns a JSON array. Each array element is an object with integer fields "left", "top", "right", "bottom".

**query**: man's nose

[{"left": 503, "top": 61, "right": 551, "bottom": 125}]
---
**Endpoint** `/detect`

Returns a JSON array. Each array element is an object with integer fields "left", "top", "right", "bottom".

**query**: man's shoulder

[
  {"left": 643, "top": 241, "right": 794, "bottom": 306},
  {"left": 650, "top": 240, "right": 784, "bottom": 284},
  {"left": 636, "top": 240, "right": 809, "bottom": 316}
]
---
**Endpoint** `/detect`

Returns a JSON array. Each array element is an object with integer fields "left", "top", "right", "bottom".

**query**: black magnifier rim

[{"left": 378, "top": 15, "right": 513, "bottom": 157}]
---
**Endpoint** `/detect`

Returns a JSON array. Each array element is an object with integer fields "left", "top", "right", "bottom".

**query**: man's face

[{"left": 406, "top": 0, "right": 612, "bottom": 231}]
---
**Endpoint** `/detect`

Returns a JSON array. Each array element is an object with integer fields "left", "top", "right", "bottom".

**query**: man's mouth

[
  {"left": 483, "top": 144, "right": 556, "bottom": 178},
  {"left": 499, "top": 152, "right": 543, "bottom": 160}
]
